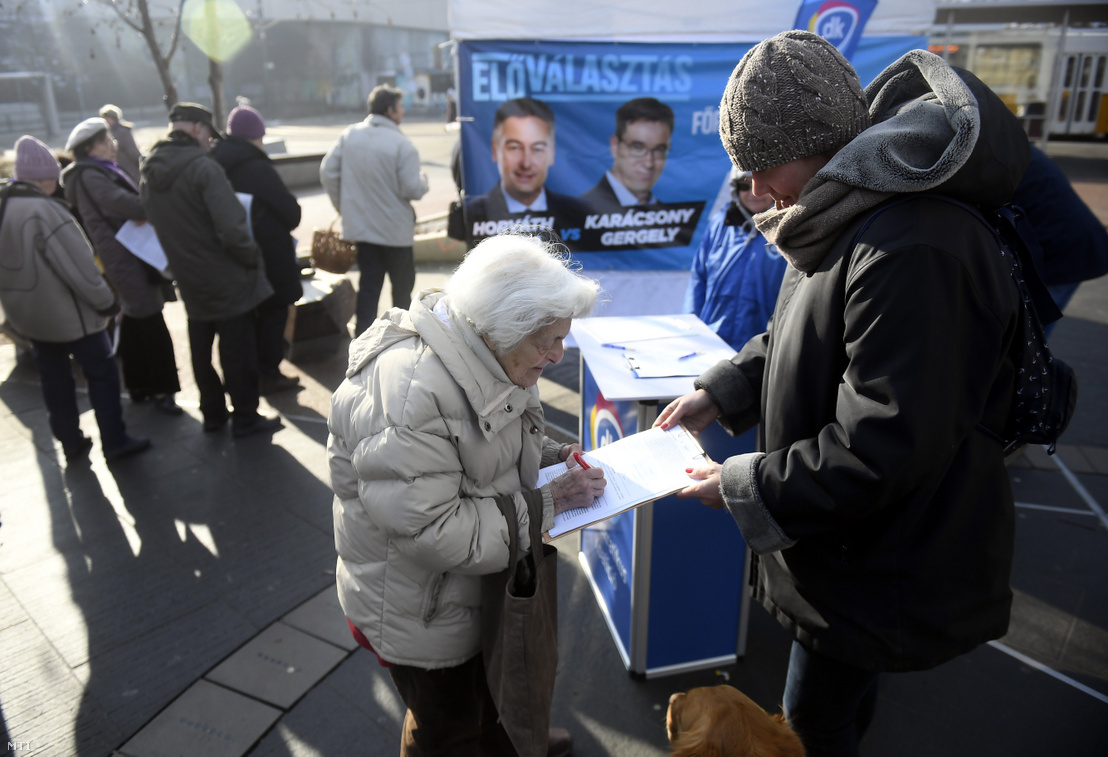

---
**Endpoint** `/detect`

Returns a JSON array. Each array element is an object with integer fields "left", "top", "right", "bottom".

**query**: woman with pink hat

[{"left": 0, "top": 135, "right": 149, "bottom": 462}]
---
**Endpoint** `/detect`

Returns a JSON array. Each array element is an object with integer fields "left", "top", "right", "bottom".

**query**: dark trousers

[
  {"left": 254, "top": 296, "right": 290, "bottom": 377},
  {"left": 783, "top": 640, "right": 880, "bottom": 757},
  {"left": 187, "top": 312, "right": 260, "bottom": 423},
  {"left": 32, "top": 331, "right": 128, "bottom": 451},
  {"left": 355, "top": 241, "right": 415, "bottom": 336},
  {"left": 118, "top": 311, "right": 180, "bottom": 399},
  {"left": 388, "top": 654, "right": 515, "bottom": 756}
]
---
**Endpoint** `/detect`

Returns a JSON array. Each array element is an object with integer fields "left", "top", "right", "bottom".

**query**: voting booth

[{"left": 570, "top": 315, "right": 755, "bottom": 677}]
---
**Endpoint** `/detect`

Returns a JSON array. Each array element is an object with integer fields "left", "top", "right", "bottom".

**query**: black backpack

[{"left": 852, "top": 194, "right": 1077, "bottom": 456}]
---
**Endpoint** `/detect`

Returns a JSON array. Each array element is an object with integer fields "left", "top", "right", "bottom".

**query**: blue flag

[{"left": 793, "top": 0, "right": 878, "bottom": 61}]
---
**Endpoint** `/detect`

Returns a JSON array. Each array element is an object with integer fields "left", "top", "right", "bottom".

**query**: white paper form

[
  {"left": 625, "top": 347, "right": 731, "bottom": 378},
  {"left": 237, "top": 193, "right": 254, "bottom": 239},
  {"left": 573, "top": 315, "right": 694, "bottom": 347},
  {"left": 542, "top": 425, "right": 707, "bottom": 539},
  {"left": 114, "top": 220, "right": 168, "bottom": 271}
]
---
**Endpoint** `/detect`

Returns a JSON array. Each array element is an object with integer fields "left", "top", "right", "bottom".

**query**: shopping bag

[{"left": 481, "top": 496, "right": 559, "bottom": 757}]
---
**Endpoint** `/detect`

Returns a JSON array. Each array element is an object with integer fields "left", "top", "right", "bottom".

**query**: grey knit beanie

[{"left": 719, "top": 30, "right": 870, "bottom": 172}]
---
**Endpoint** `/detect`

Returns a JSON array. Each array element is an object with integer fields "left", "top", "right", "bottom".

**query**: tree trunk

[{"left": 134, "top": 0, "right": 178, "bottom": 110}]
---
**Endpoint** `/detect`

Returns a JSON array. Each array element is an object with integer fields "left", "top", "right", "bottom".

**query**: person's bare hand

[
  {"left": 559, "top": 443, "right": 584, "bottom": 463},
  {"left": 550, "top": 456, "right": 606, "bottom": 514},
  {"left": 653, "top": 389, "right": 721, "bottom": 437},
  {"left": 675, "top": 459, "right": 724, "bottom": 509}
]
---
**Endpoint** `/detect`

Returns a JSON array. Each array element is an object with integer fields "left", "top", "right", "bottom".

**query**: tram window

[
  {"left": 973, "top": 45, "right": 1041, "bottom": 91},
  {"left": 1090, "top": 92, "right": 1101, "bottom": 122},
  {"left": 1077, "top": 91, "right": 1087, "bottom": 121},
  {"left": 1065, "top": 56, "right": 1076, "bottom": 88},
  {"left": 1097, "top": 57, "right": 1107, "bottom": 88},
  {"left": 1081, "top": 57, "right": 1094, "bottom": 88}
]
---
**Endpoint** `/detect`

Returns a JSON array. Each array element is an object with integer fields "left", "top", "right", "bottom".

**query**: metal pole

[
  {"left": 1042, "top": 8, "right": 1071, "bottom": 148},
  {"left": 944, "top": 10, "right": 954, "bottom": 63},
  {"left": 40, "top": 74, "right": 60, "bottom": 136}
]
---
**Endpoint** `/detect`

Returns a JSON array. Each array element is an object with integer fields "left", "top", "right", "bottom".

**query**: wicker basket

[{"left": 310, "top": 217, "right": 357, "bottom": 274}]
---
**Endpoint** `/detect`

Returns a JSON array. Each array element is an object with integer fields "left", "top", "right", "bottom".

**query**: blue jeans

[
  {"left": 783, "top": 640, "right": 880, "bottom": 757},
  {"left": 355, "top": 241, "right": 415, "bottom": 336},
  {"left": 32, "top": 331, "right": 128, "bottom": 451}
]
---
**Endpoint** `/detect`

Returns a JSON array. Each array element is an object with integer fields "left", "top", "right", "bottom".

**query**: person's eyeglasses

[
  {"left": 620, "top": 139, "right": 669, "bottom": 159},
  {"left": 731, "top": 181, "right": 752, "bottom": 192}
]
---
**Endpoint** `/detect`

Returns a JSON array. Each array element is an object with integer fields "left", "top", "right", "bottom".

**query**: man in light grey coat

[{"left": 321, "top": 85, "right": 429, "bottom": 335}]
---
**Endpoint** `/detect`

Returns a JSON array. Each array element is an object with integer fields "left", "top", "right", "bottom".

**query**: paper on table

[
  {"left": 575, "top": 315, "right": 693, "bottom": 345},
  {"left": 542, "top": 425, "right": 707, "bottom": 539},
  {"left": 625, "top": 350, "right": 724, "bottom": 378},
  {"left": 114, "top": 220, "right": 168, "bottom": 271}
]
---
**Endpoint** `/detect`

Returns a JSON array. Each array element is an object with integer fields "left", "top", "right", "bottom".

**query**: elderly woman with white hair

[{"left": 328, "top": 233, "right": 605, "bottom": 756}]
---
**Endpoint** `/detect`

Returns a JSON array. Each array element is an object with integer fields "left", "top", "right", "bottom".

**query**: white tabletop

[{"left": 571, "top": 314, "right": 734, "bottom": 403}]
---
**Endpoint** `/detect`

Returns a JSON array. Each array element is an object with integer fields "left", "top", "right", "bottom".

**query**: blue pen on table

[
  {"left": 677, "top": 351, "right": 701, "bottom": 361},
  {"left": 602, "top": 343, "right": 630, "bottom": 350}
]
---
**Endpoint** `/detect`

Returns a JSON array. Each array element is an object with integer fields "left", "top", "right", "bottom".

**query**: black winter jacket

[
  {"left": 697, "top": 54, "right": 1026, "bottom": 672},
  {"left": 140, "top": 131, "right": 272, "bottom": 322},
  {"left": 212, "top": 136, "right": 303, "bottom": 305}
]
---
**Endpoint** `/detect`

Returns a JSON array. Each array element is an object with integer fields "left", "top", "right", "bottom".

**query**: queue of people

[{"left": 1, "top": 101, "right": 303, "bottom": 460}]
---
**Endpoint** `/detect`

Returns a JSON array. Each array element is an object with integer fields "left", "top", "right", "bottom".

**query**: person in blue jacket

[
  {"left": 1011, "top": 144, "right": 1108, "bottom": 337},
  {"left": 684, "top": 167, "right": 784, "bottom": 351}
]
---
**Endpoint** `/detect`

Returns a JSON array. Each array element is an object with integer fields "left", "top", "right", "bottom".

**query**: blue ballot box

[{"left": 570, "top": 315, "right": 753, "bottom": 677}]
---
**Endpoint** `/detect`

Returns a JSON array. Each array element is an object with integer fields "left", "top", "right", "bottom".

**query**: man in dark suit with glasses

[{"left": 582, "top": 97, "right": 674, "bottom": 212}]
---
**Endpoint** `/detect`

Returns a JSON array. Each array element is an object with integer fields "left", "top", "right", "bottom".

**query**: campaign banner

[
  {"left": 457, "top": 40, "right": 746, "bottom": 270},
  {"left": 457, "top": 35, "right": 919, "bottom": 271},
  {"left": 794, "top": 0, "right": 879, "bottom": 61}
]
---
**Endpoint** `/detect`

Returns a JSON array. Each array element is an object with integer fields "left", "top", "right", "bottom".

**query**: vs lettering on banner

[
  {"left": 794, "top": 0, "right": 878, "bottom": 61},
  {"left": 457, "top": 41, "right": 751, "bottom": 270}
]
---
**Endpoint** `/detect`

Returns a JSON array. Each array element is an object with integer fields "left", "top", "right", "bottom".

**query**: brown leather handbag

[
  {"left": 482, "top": 496, "right": 559, "bottom": 757},
  {"left": 310, "top": 216, "right": 357, "bottom": 274}
]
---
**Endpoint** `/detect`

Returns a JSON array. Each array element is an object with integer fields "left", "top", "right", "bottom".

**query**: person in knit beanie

[
  {"left": 718, "top": 30, "right": 869, "bottom": 175},
  {"left": 657, "top": 32, "right": 1030, "bottom": 756},
  {"left": 13, "top": 135, "right": 61, "bottom": 184},
  {"left": 1, "top": 136, "right": 151, "bottom": 463},
  {"left": 212, "top": 104, "right": 304, "bottom": 395},
  {"left": 227, "top": 105, "right": 266, "bottom": 141}
]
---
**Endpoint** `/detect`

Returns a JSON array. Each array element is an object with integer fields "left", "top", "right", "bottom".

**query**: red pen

[{"left": 572, "top": 452, "right": 592, "bottom": 469}]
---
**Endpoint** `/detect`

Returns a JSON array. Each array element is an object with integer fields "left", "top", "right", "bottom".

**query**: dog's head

[{"left": 666, "top": 685, "right": 805, "bottom": 757}]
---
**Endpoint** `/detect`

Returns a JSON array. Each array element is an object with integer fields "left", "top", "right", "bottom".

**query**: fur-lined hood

[{"left": 756, "top": 50, "right": 1030, "bottom": 272}]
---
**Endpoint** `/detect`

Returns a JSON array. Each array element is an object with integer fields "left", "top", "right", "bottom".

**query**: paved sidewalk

[{"left": 1, "top": 129, "right": 1106, "bottom": 755}]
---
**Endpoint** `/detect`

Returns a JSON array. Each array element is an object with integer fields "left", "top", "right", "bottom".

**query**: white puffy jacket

[{"left": 327, "top": 290, "right": 562, "bottom": 668}]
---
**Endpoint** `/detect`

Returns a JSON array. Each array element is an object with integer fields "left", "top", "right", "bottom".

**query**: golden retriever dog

[{"left": 666, "top": 684, "right": 805, "bottom": 757}]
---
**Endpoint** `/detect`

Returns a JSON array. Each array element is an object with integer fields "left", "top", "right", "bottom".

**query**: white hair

[{"left": 446, "top": 233, "right": 599, "bottom": 354}]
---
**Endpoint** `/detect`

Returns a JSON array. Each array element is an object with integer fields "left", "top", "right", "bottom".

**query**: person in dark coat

[
  {"left": 212, "top": 105, "right": 303, "bottom": 394},
  {"left": 463, "top": 98, "right": 586, "bottom": 242},
  {"left": 141, "top": 102, "right": 280, "bottom": 438},
  {"left": 99, "top": 105, "right": 143, "bottom": 185},
  {"left": 657, "top": 33, "right": 1025, "bottom": 756},
  {"left": 62, "top": 117, "right": 182, "bottom": 414}
]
